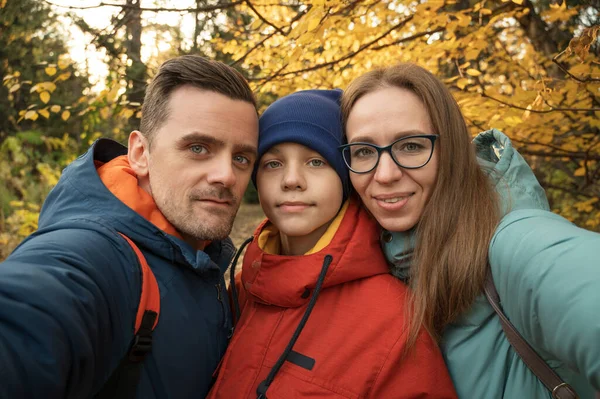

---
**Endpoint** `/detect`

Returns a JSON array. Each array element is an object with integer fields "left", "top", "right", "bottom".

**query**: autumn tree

[{"left": 210, "top": 0, "right": 600, "bottom": 230}]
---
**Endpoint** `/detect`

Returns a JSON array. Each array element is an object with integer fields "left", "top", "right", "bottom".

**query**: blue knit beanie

[{"left": 252, "top": 89, "right": 349, "bottom": 201}]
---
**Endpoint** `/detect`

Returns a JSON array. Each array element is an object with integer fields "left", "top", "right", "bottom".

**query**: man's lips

[{"left": 195, "top": 197, "right": 232, "bottom": 206}]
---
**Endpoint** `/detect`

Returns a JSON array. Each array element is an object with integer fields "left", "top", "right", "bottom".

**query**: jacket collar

[{"left": 241, "top": 198, "right": 390, "bottom": 307}]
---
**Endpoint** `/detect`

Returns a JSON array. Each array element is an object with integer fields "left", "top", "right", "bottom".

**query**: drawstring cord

[
  {"left": 256, "top": 255, "right": 333, "bottom": 399},
  {"left": 229, "top": 236, "right": 253, "bottom": 325}
]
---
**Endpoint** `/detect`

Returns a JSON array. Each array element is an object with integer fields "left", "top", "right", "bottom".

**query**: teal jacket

[{"left": 383, "top": 129, "right": 600, "bottom": 398}]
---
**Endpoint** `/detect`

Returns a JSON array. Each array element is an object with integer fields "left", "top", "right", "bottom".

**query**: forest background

[{"left": 1, "top": 0, "right": 599, "bottom": 260}]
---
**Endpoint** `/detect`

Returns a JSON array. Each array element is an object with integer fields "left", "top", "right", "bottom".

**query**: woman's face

[{"left": 345, "top": 86, "right": 439, "bottom": 232}]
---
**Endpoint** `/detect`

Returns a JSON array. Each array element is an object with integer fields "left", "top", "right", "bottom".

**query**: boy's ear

[{"left": 128, "top": 131, "right": 150, "bottom": 178}]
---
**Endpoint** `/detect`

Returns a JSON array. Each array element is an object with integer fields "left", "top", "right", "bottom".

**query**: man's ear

[{"left": 128, "top": 131, "right": 150, "bottom": 178}]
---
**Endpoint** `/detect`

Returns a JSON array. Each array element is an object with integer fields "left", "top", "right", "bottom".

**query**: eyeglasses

[{"left": 339, "top": 134, "right": 439, "bottom": 174}]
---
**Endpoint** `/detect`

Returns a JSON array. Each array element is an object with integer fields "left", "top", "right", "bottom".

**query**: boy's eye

[
  {"left": 190, "top": 144, "right": 208, "bottom": 154},
  {"left": 308, "top": 159, "right": 326, "bottom": 167},
  {"left": 264, "top": 160, "right": 281, "bottom": 169}
]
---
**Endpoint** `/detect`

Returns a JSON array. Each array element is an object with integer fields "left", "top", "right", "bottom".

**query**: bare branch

[
  {"left": 553, "top": 50, "right": 600, "bottom": 83},
  {"left": 245, "top": 0, "right": 284, "bottom": 35},
  {"left": 43, "top": 0, "right": 245, "bottom": 13},
  {"left": 370, "top": 26, "right": 444, "bottom": 52},
  {"left": 231, "top": 9, "right": 307, "bottom": 67},
  {"left": 249, "top": 15, "right": 415, "bottom": 81},
  {"left": 481, "top": 91, "right": 600, "bottom": 113},
  {"left": 518, "top": 149, "right": 600, "bottom": 161}
]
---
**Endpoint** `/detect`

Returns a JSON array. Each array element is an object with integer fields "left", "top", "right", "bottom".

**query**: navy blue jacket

[{"left": 0, "top": 139, "right": 234, "bottom": 398}]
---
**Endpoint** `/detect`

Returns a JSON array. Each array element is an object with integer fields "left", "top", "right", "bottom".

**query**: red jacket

[{"left": 209, "top": 199, "right": 456, "bottom": 398}]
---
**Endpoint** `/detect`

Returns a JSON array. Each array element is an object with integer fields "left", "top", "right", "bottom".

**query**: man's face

[{"left": 144, "top": 86, "right": 258, "bottom": 244}]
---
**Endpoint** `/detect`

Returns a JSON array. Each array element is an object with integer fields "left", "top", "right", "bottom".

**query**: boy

[{"left": 208, "top": 90, "right": 456, "bottom": 398}]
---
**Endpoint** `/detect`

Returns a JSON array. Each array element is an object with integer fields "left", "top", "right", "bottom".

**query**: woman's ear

[{"left": 128, "top": 131, "right": 150, "bottom": 178}]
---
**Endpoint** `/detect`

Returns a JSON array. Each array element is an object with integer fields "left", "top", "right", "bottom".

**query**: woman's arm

[{"left": 490, "top": 209, "right": 600, "bottom": 389}]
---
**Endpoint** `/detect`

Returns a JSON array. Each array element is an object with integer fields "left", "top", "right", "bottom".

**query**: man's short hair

[{"left": 140, "top": 55, "right": 257, "bottom": 143}]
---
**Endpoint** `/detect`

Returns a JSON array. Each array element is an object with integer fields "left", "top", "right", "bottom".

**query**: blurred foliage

[{"left": 1, "top": 0, "right": 599, "bottom": 260}]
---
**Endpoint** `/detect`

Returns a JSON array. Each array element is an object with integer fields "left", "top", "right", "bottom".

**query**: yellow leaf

[
  {"left": 504, "top": 115, "right": 522, "bottom": 127},
  {"left": 480, "top": 8, "right": 492, "bottom": 15},
  {"left": 61, "top": 110, "right": 70, "bottom": 121},
  {"left": 574, "top": 167, "right": 586, "bottom": 176},
  {"left": 30, "top": 81, "right": 57, "bottom": 93},
  {"left": 456, "top": 78, "right": 470, "bottom": 89},
  {"left": 307, "top": 15, "right": 321, "bottom": 32},
  {"left": 0, "top": 0, "right": 6, "bottom": 8},
  {"left": 45, "top": 66, "right": 57, "bottom": 76},
  {"left": 466, "top": 68, "right": 482, "bottom": 77},
  {"left": 55, "top": 72, "right": 71, "bottom": 82},
  {"left": 122, "top": 109, "right": 134, "bottom": 119},
  {"left": 38, "top": 108, "right": 50, "bottom": 119},
  {"left": 9, "top": 83, "right": 20, "bottom": 93},
  {"left": 25, "top": 110, "right": 38, "bottom": 121},
  {"left": 40, "top": 91, "right": 50, "bottom": 104},
  {"left": 9, "top": 201, "right": 24, "bottom": 208},
  {"left": 57, "top": 58, "right": 70, "bottom": 70},
  {"left": 511, "top": 0, "right": 524, "bottom": 4},
  {"left": 50, "top": 105, "right": 61, "bottom": 113}
]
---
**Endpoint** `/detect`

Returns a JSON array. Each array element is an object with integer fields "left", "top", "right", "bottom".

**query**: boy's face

[{"left": 256, "top": 142, "right": 343, "bottom": 246}]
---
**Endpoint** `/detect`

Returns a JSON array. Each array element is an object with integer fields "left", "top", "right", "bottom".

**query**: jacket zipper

[{"left": 215, "top": 283, "right": 228, "bottom": 329}]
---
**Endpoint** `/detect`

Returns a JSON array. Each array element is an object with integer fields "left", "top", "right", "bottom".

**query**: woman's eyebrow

[{"left": 349, "top": 130, "right": 428, "bottom": 144}]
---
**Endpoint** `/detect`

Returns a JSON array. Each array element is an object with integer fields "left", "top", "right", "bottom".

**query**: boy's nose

[{"left": 282, "top": 165, "right": 306, "bottom": 191}]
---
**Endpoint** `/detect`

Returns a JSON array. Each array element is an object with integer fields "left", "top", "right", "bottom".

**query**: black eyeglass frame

[{"left": 338, "top": 134, "right": 439, "bottom": 174}]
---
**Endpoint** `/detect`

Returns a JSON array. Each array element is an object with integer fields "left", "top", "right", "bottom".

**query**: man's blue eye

[
  {"left": 190, "top": 145, "right": 207, "bottom": 154},
  {"left": 234, "top": 155, "right": 250, "bottom": 165}
]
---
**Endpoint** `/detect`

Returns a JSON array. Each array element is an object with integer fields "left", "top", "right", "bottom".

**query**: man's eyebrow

[
  {"left": 234, "top": 143, "right": 258, "bottom": 156},
  {"left": 177, "top": 132, "right": 257, "bottom": 156},
  {"left": 177, "top": 132, "right": 224, "bottom": 147},
  {"left": 349, "top": 130, "right": 428, "bottom": 144}
]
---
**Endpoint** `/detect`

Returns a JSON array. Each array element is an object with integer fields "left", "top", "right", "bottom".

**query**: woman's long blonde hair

[{"left": 341, "top": 63, "right": 499, "bottom": 346}]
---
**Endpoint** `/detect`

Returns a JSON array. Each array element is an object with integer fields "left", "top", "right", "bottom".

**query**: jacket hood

[
  {"left": 241, "top": 197, "right": 389, "bottom": 307},
  {"left": 384, "top": 129, "right": 550, "bottom": 279},
  {"left": 37, "top": 138, "right": 231, "bottom": 272}
]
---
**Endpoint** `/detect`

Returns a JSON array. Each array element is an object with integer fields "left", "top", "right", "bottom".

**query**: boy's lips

[{"left": 277, "top": 201, "right": 313, "bottom": 213}]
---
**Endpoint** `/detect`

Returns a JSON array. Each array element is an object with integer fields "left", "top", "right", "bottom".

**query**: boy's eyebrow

[{"left": 263, "top": 147, "right": 281, "bottom": 155}]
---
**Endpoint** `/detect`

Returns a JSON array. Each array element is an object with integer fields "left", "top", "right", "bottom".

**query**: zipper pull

[
  {"left": 215, "top": 283, "right": 223, "bottom": 301},
  {"left": 215, "top": 283, "right": 228, "bottom": 329}
]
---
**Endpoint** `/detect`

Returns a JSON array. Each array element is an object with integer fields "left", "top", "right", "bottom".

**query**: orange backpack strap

[{"left": 94, "top": 233, "right": 160, "bottom": 399}]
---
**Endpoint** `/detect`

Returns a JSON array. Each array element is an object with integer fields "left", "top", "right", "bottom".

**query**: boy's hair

[
  {"left": 252, "top": 89, "right": 349, "bottom": 199},
  {"left": 140, "top": 55, "right": 256, "bottom": 144}
]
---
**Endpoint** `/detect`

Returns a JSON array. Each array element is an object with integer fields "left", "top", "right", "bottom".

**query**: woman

[{"left": 339, "top": 63, "right": 600, "bottom": 398}]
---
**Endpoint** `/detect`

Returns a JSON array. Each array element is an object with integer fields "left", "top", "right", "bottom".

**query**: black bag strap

[
  {"left": 484, "top": 270, "right": 579, "bottom": 399},
  {"left": 94, "top": 234, "right": 160, "bottom": 399},
  {"left": 94, "top": 310, "right": 158, "bottom": 399}
]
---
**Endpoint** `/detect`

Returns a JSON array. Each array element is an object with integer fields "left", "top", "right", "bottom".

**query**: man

[{"left": 0, "top": 55, "right": 259, "bottom": 398}]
